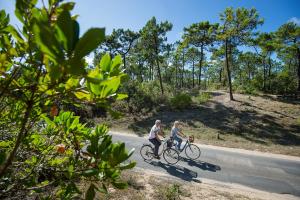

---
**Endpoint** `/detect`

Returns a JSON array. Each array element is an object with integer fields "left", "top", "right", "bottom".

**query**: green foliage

[
  {"left": 193, "top": 92, "right": 212, "bottom": 104},
  {"left": 170, "top": 93, "right": 192, "bottom": 110},
  {"left": 0, "top": 1, "right": 133, "bottom": 199},
  {"left": 234, "top": 83, "right": 258, "bottom": 95}
]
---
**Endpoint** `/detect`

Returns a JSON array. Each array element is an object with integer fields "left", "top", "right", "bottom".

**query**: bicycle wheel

[
  {"left": 185, "top": 144, "right": 201, "bottom": 160},
  {"left": 163, "top": 148, "right": 179, "bottom": 165},
  {"left": 140, "top": 144, "right": 154, "bottom": 161}
]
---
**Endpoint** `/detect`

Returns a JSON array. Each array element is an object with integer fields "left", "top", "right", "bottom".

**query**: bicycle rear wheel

[
  {"left": 185, "top": 144, "right": 201, "bottom": 160},
  {"left": 163, "top": 148, "right": 179, "bottom": 165},
  {"left": 140, "top": 144, "right": 154, "bottom": 161}
]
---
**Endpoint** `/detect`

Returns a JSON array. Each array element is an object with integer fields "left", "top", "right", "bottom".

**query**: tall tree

[
  {"left": 218, "top": 7, "right": 263, "bottom": 100},
  {"left": 183, "top": 21, "right": 218, "bottom": 88},
  {"left": 276, "top": 22, "right": 300, "bottom": 91},
  {"left": 186, "top": 47, "right": 200, "bottom": 88},
  {"left": 140, "top": 17, "right": 172, "bottom": 94},
  {"left": 255, "top": 32, "right": 277, "bottom": 91}
]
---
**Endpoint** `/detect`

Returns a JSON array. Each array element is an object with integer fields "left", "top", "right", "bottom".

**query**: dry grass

[
  {"left": 89, "top": 169, "right": 290, "bottom": 200},
  {"left": 100, "top": 91, "right": 300, "bottom": 156}
]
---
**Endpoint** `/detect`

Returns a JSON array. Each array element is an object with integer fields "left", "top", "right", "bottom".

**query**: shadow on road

[
  {"left": 180, "top": 157, "right": 221, "bottom": 172},
  {"left": 148, "top": 160, "right": 198, "bottom": 182}
]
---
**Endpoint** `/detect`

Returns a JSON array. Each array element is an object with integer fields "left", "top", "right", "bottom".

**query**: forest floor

[
  {"left": 94, "top": 169, "right": 298, "bottom": 200},
  {"left": 99, "top": 91, "right": 300, "bottom": 157}
]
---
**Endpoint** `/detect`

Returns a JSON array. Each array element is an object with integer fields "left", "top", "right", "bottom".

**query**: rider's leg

[
  {"left": 174, "top": 136, "right": 182, "bottom": 150},
  {"left": 149, "top": 138, "right": 161, "bottom": 156}
]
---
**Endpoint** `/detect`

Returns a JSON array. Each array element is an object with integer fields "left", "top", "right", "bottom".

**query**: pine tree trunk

[
  {"left": 262, "top": 59, "right": 266, "bottom": 91},
  {"left": 225, "top": 39, "right": 234, "bottom": 101},
  {"left": 156, "top": 58, "right": 164, "bottom": 94},
  {"left": 198, "top": 46, "right": 204, "bottom": 88},
  {"left": 268, "top": 56, "right": 272, "bottom": 91},
  {"left": 192, "top": 59, "right": 195, "bottom": 88},
  {"left": 175, "top": 62, "right": 178, "bottom": 87},
  {"left": 297, "top": 47, "right": 300, "bottom": 91},
  {"left": 181, "top": 51, "right": 185, "bottom": 88}
]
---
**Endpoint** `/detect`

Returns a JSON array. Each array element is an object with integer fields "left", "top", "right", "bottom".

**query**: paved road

[{"left": 112, "top": 133, "right": 300, "bottom": 197}]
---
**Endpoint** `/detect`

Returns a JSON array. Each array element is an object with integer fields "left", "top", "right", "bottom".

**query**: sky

[{"left": 1, "top": 0, "right": 300, "bottom": 44}]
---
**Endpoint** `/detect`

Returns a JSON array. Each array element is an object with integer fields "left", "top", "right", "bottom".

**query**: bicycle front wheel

[
  {"left": 140, "top": 145, "right": 154, "bottom": 161},
  {"left": 163, "top": 148, "right": 179, "bottom": 165},
  {"left": 185, "top": 144, "right": 201, "bottom": 160}
]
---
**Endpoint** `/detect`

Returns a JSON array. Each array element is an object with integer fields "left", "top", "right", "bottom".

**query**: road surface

[{"left": 112, "top": 133, "right": 300, "bottom": 197}]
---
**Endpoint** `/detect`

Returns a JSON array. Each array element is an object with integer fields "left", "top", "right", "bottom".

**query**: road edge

[{"left": 110, "top": 131, "right": 300, "bottom": 162}]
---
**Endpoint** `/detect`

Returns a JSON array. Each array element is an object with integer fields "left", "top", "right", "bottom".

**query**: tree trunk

[
  {"left": 123, "top": 55, "right": 126, "bottom": 69},
  {"left": 225, "top": 39, "right": 234, "bottom": 101},
  {"left": 262, "top": 59, "right": 266, "bottom": 91},
  {"left": 181, "top": 51, "right": 185, "bottom": 88},
  {"left": 268, "top": 56, "right": 272, "bottom": 91},
  {"left": 192, "top": 59, "right": 195, "bottom": 88},
  {"left": 247, "top": 62, "right": 251, "bottom": 81},
  {"left": 297, "top": 47, "right": 300, "bottom": 91},
  {"left": 155, "top": 58, "right": 164, "bottom": 94},
  {"left": 219, "top": 68, "right": 222, "bottom": 83},
  {"left": 175, "top": 62, "right": 178, "bottom": 87},
  {"left": 198, "top": 46, "right": 204, "bottom": 88}
]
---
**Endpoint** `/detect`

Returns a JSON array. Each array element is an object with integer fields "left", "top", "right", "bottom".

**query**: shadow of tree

[
  {"left": 148, "top": 160, "right": 198, "bottom": 182},
  {"left": 128, "top": 99, "right": 300, "bottom": 146},
  {"left": 259, "top": 94, "right": 300, "bottom": 105}
]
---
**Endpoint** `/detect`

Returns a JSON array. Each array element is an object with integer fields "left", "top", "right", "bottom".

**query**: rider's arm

[{"left": 178, "top": 130, "right": 186, "bottom": 138}]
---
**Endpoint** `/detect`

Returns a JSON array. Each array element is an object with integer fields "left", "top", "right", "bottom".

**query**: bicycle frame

[{"left": 173, "top": 138, "right": 191, "bottom": 153}]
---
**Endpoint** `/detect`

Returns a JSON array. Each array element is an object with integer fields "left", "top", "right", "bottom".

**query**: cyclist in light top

[
  {"left": 148, "top": 120, "right": 163, "bottom": 159},
  {"left": 171, "top": 121, "right": 186, "bottom": 150}
]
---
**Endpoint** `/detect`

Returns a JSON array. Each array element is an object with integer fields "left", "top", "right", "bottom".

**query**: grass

[
  {"left": 100, "top": 91, "right": 300, "bottom": 156},
  {"left": 91, "top": 170, "right": 268, "bottom": 200}
]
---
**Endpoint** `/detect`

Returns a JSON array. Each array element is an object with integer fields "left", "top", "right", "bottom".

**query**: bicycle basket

[
  {"left": 188, "top": 135, "right": 194, "bottom": 143},
  {"left": 166, "top": 138, "right": 173, "bottom": 148}
]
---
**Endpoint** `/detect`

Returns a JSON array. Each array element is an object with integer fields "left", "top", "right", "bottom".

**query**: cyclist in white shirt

[{"left": 148, "top": 120, "right": 163, "bottom": 159}]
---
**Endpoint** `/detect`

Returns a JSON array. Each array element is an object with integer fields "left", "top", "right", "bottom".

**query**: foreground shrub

[{"left": 0, "top": 1, "right": 134, "bottom": 199}]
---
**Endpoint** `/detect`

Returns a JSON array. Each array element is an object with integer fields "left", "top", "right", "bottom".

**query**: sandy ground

[{"left": 102, "top": 168, "right": 299, "bottom": 200}]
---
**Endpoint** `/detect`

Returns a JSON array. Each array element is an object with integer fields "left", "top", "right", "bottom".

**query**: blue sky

[{"left": 1, "top": 0, "right": 300, "bottom": 44}]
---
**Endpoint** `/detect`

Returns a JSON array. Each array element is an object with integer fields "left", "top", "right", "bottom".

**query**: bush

[
  {"left": 234, "top": 84, "right": 258, "bottom": 95},
  {"left": 193, "top": 92, "right": 212, "bottom": 104},
  {"left": 117, "top": 80, "right": 172, "bottom": 113},
  {"left": 170, "top": 93, "right": 192, "bottom": 110}
]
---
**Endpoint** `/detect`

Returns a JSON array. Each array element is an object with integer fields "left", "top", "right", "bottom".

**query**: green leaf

[
  {"left": 119, "top": 161, "right": 136, "bottom": 170},
  {"left": 65, "top": 78, "right": 79, "bottom": 90},
  {"left": 55, "top": 9, "right": 73, "bottom": 53},
  {"left": 59, "top": 2, "right": 75, "bottom": 11},
  {"left": 116, "top": 93, "right": 128, "bottom": 100},
  {"left": 68, "top": 164, "right": 74, "bottom": 178},
  {"left": 33, "top": 22, "right": 61, "bottom": 63},
  {"left": 82, "top": 169, "right": 98, "bottom": 177},
  {"left": 74, "top": 90, "right": 91, "bottom": 100},
  {"left": 67, "top": 57, "right": 86, "bottom": 76},
  {"left": 112, "top": 181, "right": 127, "bottom": 189},
  {"left": 74, "top": 28, "right": 105, "bottom": 59},
  {"left": 100, "top": 53, "right": 111, "bottom": 73},
  {"left": 85, "top": 183, "right": 96, "bottom": 200},
  {"left": 99, "top": 76, "right": 121, "bottom": 98}
]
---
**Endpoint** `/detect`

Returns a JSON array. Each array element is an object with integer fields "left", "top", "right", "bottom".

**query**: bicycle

[
  {"left": 140, "top": 138, "right": 180, "bottom": 165},
  {"left": 167, "top": 135, "right": 201, "bottom": 161}
]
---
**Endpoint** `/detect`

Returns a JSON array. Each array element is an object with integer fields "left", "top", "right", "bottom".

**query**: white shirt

[{"left": 148, "top": 125, "right": 160, "bottom": 139}]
